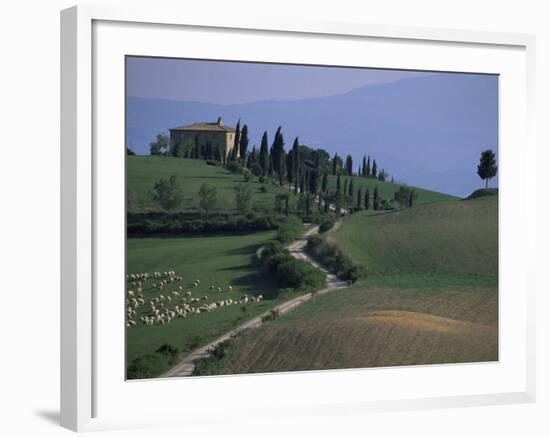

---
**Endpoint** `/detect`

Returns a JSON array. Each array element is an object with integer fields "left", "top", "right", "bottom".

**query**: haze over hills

[{"left": 126, "top": 73, "right": 498, "bottom": 197}]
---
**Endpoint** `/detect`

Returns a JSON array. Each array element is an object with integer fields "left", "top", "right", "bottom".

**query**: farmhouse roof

[{"left": 170, "top": 117, "right": 236, "bottom": 133}]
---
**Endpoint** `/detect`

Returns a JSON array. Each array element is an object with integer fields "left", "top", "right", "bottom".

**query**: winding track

[{"left": 161, "top": 224, "right": 347, "bottom": 378}]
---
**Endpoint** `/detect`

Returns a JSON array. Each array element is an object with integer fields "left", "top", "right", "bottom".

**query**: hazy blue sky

[{"left": 126, "top": 57, "right": 434, "bottom": 104}]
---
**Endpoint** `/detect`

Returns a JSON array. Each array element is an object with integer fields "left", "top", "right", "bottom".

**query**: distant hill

[{"left": 126, "top": 74, "right": 498, "bottom": 197}]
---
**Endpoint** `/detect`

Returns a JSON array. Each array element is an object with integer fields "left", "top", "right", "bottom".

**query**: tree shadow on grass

[
  {"left": 216, "top": 268, "right": 279, "bottom": 300},
  {"left": 179, "top": 175, "right": 232, "bottom": 180},
  {"left": 223, "top": 243, "right": 262, "bottom": 256}
]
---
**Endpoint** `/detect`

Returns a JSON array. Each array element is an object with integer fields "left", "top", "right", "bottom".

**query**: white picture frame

[{"left": 60, "top": 5, "right": 536, "bottom": 432}]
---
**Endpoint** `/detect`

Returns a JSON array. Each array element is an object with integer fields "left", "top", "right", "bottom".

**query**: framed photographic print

[{"left": 61, "top": 5, "right": 536, "bottom": 432}]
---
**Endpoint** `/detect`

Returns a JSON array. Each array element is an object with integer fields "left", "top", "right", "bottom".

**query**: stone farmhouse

[{"left": 169, "top": 117, "right": 237, "bottom": 159}]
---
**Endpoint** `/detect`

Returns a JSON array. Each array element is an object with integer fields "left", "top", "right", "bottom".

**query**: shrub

[
  {"left": 261, "top": 240, "right": 286, "bottom": 259},
  {"left": 225, "top": 161, "right": 242, "bottom": 174},
  {"left": 153, "top": 175, "right": 184, "bottom": 211},
  {"left": 127, "top": 354, "right": 165, "bottom": 380},
  {"left": 242, "top": 168, "right": 252, "bottom": 182},
  {"left": 276, "top": 215, "right": 304, "bottom": 243},
  {"left": 235, "top": 184, "right": 252, "bottom": 213},
  {"left": 126, "top": 343, "right": 180, "bottom": 380},
  {"left": 261, "top": 308, "right": 281, "bottom": 322},
  {"left": 251, "top": 163, "right": 263, "bottom": 177},
  {"left": 277, "top": 288, "right": 295, "bottom": 300},
  {"left": 264, "top": 252, "right": 325, "bottom": 291},
  {"left": 319, "top": 216, "right": 336, "bottom": 233},
  {"left": 259, "top": 176, "right": 266, "bottom": 184},
  {"left": 307, "top": 234, "right": 324, "bottom": 249},
  {"left": 260, "top": 185, "right": 268, "bottom": 193},
  {"left": 307, "top": 236, "right": 365, "bottom": 283},
  {"left": 156, "top": 343, "right": 179, "bottom": 359}
]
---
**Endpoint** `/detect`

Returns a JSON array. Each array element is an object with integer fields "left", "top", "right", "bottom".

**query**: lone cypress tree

[
  {"left": 357, "top": 187, "right": 362, "bottom": 209},
  {"left": 477, "top": 149, "right": 498, "bottom": 189},
  {"left": 373, "top": 186, "right": 380, "bottom": 210},
  {"left": 259, "top": 131, "right": 269, "bottom": 176},
  {"left": 364, "top": 187, "right": 370, "bottom": 210},
  {"left": 239, "top": 124, "right": 249, "bottom": 159}
]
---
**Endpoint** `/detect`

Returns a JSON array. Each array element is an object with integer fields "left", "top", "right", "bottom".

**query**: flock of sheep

[{"left": 126, "top": 271, "right": 263, "bottom": 327}]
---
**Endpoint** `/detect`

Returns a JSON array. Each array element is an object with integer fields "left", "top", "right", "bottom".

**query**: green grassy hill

[
  {"left": 326, "top": 174, "right": 457, "bottom": 205},
  {"left": 332, "top": 195, "right": 498, "bottom": 287},
  {"left": 127, "top": 156, "right": 456, "bottom": 213},
  {"left": 127, "top": 156, "right": 291, "bottom": 212},
  {"left": 126, "top": 230, "right": 279, "bottom": 366}
]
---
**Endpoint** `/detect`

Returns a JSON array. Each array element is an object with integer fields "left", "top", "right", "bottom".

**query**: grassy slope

[
  {"left": 332, "top": 195, "right": 498, "bottom": 287},
  {"left": 195, "top": 285, "right": 498, "bottom": 375},
  {"left": 127, "top": 156, "right": 291, "bottom": 212},
  {"left": 126, "top": 231, "right": 279, "bottom": 363},
  {"left": 326, "top": 174, "right": 457, "bottom": 205},
  {"left": 194, "top": 196, "right": 499, "bottom": 375}
]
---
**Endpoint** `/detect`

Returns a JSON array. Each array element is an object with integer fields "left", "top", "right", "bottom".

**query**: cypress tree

[
  {"left": 357, "top": 187, "right": 362, "bottom": 209},
  {"left": 259, "top": 132, "right": 269, "bottom": 176},
  {"left": 373, "top": 186, "right": 380, "bottom": 210},
  {"left": 343, "top": 179, "right": 348, "bottom": 197},
  {"left": 308, "top": 170, "right": 319, "bottom": 194},
  {"left": 322, "top": 172, "right": 328, "bottom": 193},
  {"left": 362, "top": 156, "right": 367, "bottom": 177},
  {"left": 292, "top": 137, "right": 300, "bottom": 186},
  {"left": 364, "top": 188, "right": 370, "bottom": 210},
  {"left": 349, "top": 178, "right": 354, "bottom": 198},
  {"left": 271, "top": 127, "right": 285, "bottom": 185},
  {"left": 231, "top": 119, "right": 241, "bottom": 161},
  {"left": 372, "top": 159, "right": 378, "bottom": 179},
  {"left": 366, "top": 156, "right": 371, "bottom": 177},
  {"left": 285, "top": 195, "right": 289, "bottom": 216},
  {"left": 336, "top": 173, "right": 341, "bottom": 195},
  {"left": 239, "top": 124, "right": 249, "bottom": 159},
  {"left": 300, "top": 172, "right": 305, "bottom": 193},
  {"left": 408, "top": 190, "right": 415, "bottom": 208},
  {"left": 345, "top": 155, "right": 353, "bottom": 176},
  {"left": 332, "top": 153, "right": 339, "bottom": 175}
]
